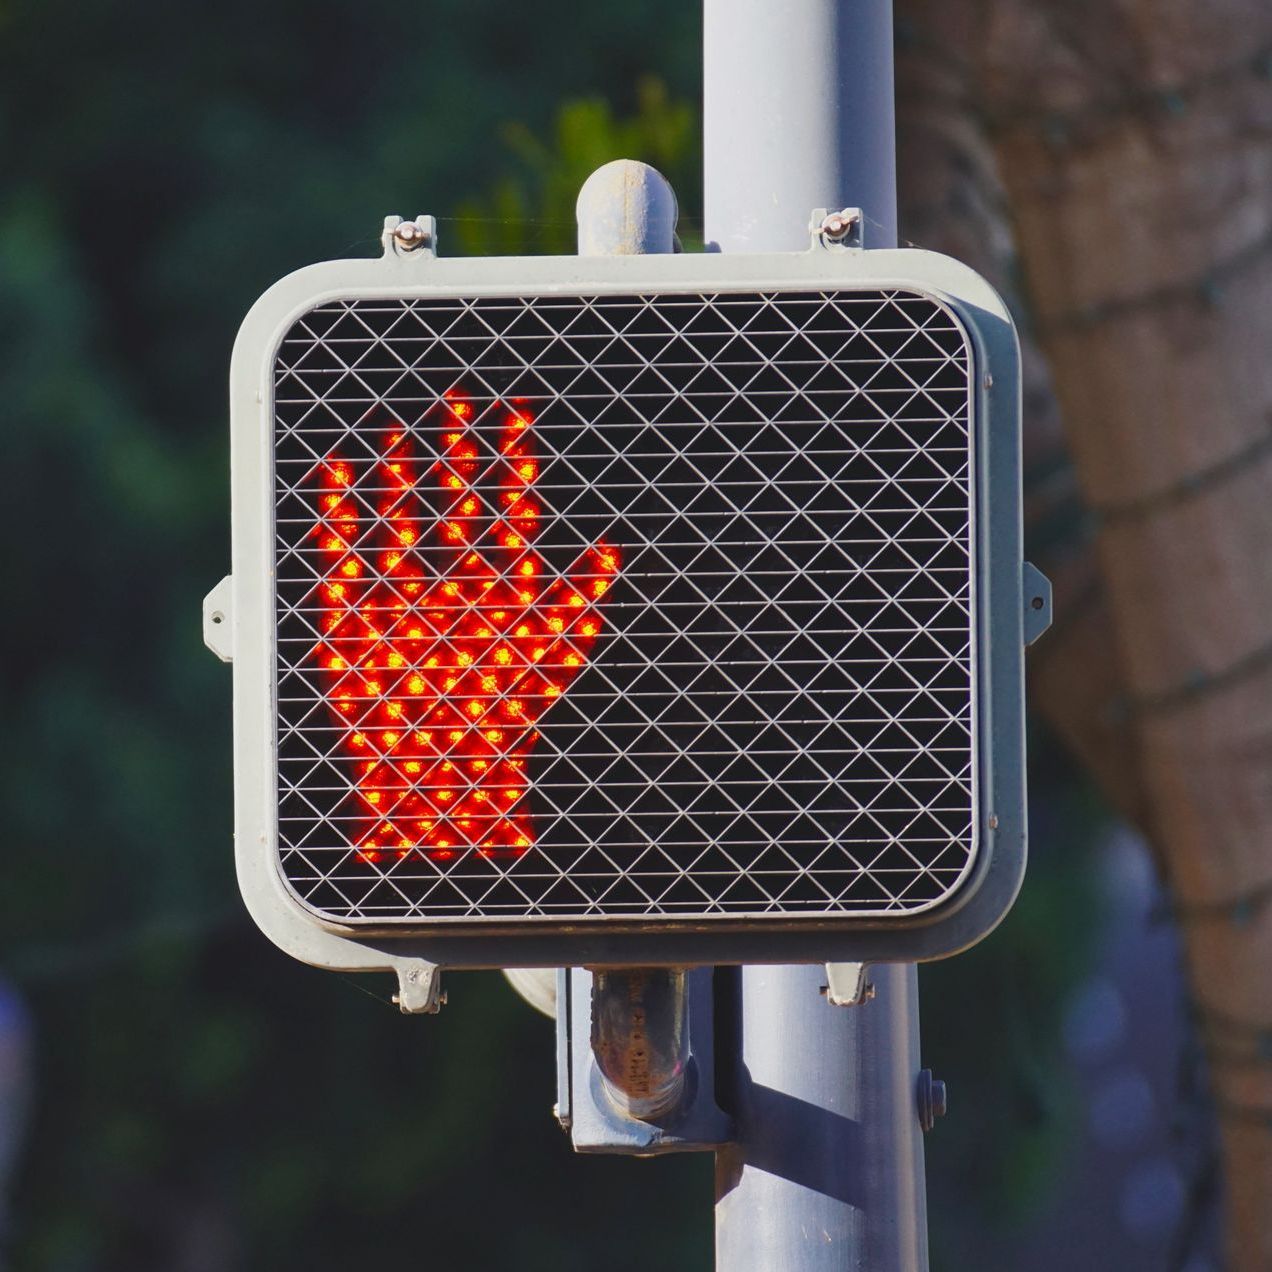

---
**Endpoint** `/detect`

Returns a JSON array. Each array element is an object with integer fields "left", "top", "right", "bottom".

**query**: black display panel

[{"left": 272, "top": 290, "right": 975, "bottom": 923}]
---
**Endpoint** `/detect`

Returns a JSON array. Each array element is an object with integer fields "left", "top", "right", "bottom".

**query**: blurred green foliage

[
  {"left": 451, "top": 77, "right": 700, "bottom": 256},
  {"left": 0, "top": 1, "right": 1104, "bottom": 1268}
]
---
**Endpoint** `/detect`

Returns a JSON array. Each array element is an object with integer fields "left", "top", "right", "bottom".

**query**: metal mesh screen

[{"left": 272, "top": 289, "right": 976, "bottom": 924}]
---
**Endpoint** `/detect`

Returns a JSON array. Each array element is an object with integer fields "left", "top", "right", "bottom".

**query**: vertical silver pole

[
  {"left": 704, "top": 0, "right": 897, "bottom": 254},
  {"left": 704, "top": 3, "right": 929, "bottom": 1269}
]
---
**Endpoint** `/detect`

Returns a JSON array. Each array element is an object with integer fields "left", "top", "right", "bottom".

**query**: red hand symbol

[{"left": 308, "top": 397, "right": 621, "bottom": 864}]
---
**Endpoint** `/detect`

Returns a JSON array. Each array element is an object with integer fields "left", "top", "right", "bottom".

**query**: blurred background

[{"left": 5, "top": 1, "right": 1270, "bottom": 1268}]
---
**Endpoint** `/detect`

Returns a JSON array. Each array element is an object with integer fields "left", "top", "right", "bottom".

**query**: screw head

[
  {"left": 820, "top": 210, "right": 859, "bottom": 241},
  {"left": 393, "top": 220, "right": 427, "bottom": 250}
]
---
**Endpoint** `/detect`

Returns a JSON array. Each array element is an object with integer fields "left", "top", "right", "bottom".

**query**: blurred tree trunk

[{"left": 896, "top": 2, "right": 1272, "bottom": 1265}]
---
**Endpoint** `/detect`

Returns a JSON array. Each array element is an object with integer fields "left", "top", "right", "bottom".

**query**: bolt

[
  {"left": 820, "top": 209, "right": 859, "bottom": 241},
  {"left": 393, "top": 219, "right": 429, "bottom": 251},
  {"left": 917, "top": 1068, "right": 948, "bottom": 1132},
  {"left": 930, "top": 1077, "right": 947, "bottom": 1119}
]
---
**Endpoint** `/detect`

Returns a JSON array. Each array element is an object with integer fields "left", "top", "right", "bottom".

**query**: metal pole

[
  {"left": 703, "top": 0, "right": 897, "bottom": 254},
  {"left": 704, "top": 3, "right": 929, "bottom": 1269}
]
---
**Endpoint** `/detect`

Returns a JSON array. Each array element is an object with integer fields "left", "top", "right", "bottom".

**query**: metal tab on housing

[
  {"left": 1022, "top": 562, "right": 1053, "bottom": 647},
  {"left": 203, "top": 575, "right": 233, "bottom": 663}
]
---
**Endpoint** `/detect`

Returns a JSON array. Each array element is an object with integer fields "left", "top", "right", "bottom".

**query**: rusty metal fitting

[{"left": 819, "top": 208, "right": 861, "bottom": 241}]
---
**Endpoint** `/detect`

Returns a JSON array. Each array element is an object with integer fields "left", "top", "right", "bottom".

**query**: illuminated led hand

[{"left": 310, "top": 397, "right": 621, "bottom": 863}]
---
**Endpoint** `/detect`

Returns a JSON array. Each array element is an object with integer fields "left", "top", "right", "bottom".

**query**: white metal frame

[{"left": 212, "top": 242, "right": 1026, "bottom": 982}]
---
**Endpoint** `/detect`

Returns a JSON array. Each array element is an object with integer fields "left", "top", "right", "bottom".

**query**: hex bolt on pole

[{"left": 916, "top": 1070, "right": 948, "bottom": 1134}]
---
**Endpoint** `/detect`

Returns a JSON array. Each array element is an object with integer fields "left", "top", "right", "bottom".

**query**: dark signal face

[{"left": 273, "top": 290, "right": 976, "bottom": 926}]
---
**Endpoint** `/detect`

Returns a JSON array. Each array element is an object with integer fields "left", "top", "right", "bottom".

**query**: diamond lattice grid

[{"left": 272, "top": 289, "right": 976, "bottom": 923}]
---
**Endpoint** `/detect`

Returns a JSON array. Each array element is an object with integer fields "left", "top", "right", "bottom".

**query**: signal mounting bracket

[{"left": 557, "top": 968, "right": 733, "bottom": 1153}]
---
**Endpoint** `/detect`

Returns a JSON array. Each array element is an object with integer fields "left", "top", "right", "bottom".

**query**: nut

[
  {"left": 393, "top": 220, "right": 428, "bottom": 251},
  {"left": 820, "top": 210, "right": 860, "bottom": 240}
]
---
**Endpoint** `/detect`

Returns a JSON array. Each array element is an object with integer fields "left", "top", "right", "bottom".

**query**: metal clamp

[{"left": 557, "top": 967, "right": 732, "bottom": 1154}]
